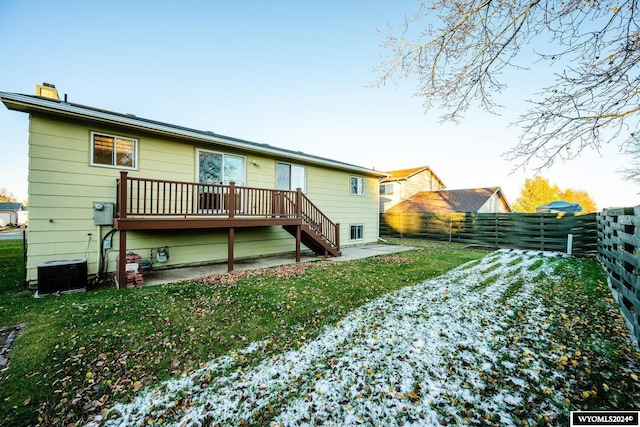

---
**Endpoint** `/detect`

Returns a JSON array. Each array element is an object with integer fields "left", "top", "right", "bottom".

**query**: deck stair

[
  {"left": 281, "top": 190, "right": 341, "bottom": 257},
  {"left": 283, "top": 224, "right": 341, "bottom": 257}
]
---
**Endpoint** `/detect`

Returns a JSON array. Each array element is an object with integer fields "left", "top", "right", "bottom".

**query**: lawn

[{"left": 0, "top": 239, "right": 638, "bottom": 426}]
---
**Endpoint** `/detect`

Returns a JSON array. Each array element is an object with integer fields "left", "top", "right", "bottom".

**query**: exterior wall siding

[
  {"left": 380, "top": 170, "right": 445, "bottom": 212},
  {"left": 306, "top": 168, "right": 379, "bottom": 245},
  {"left": 402, "top": 171, "right": 443, "bottom": 198},
  {"left": 477, "top": 194, "right": 511, "bottom": 213},
  {"left": 25, "top": 114, "right": 379, "bottom": 282}
]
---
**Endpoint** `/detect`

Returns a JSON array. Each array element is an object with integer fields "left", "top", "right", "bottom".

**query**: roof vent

[{"left": 36, "top": 83, "right": 60, "bottom": 100}]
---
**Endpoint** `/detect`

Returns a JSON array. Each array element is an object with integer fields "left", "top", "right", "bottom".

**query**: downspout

[{"left": 22, "top": 228, "right": 27, "bottom": 288}]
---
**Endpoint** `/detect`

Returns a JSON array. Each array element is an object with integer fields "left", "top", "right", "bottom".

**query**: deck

[{"left": 114, "top": 172, "right": 341, "bottom": 287}]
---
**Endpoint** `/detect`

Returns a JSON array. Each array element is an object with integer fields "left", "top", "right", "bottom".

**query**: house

[
  {"left": 379, "top": 166, "right": 446, "bottom": 212},
  {"left": 387, "top": 187, "right": 512, "bottom": 213},
  {"left": 0, "top": 202, "right": 27, "bottom": 226},
  {"left": 1, "top": 86, "right": 386, "bottom": 288}
]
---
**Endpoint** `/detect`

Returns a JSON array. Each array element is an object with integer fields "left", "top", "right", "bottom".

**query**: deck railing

[
  {"left": 116, "top": 171, "right": 339, "bottom": 249},
  {"left": 284, "top": 190, "right": 340, "bottom": 249},
  {"left": 117, "top": 172, "right": 299, "bottom": 218}
]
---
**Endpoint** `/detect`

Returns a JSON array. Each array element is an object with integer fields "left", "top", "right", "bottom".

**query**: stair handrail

[{"left": 291, "top": 189, "right": 340, "bottom": 251}]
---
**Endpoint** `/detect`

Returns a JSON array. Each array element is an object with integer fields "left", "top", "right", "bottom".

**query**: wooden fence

[
  {"left": 380, "top": 212, "right": 598, "bottom": 256},
  {"left": 380, "top": 209, "right": 640, "bottom": 341},
  {"left": 597, "top": 207, "right": 640, "bottom": 342}
]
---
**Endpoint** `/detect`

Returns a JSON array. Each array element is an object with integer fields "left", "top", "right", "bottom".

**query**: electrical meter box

[{"left": 93, "top": 202, "right": 115, "bottom": 226}]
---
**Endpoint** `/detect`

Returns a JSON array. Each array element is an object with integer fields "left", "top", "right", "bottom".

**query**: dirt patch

[{"left": 0, "top": 324, "right": 23, "bottom": 370}]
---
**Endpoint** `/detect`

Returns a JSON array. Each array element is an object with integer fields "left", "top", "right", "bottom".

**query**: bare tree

[
  {"left": 622, "top": 136, "right": 640, "bottom": 182},
  {"left": 374, "top": 0, "right": 640, "bottom": 173}
]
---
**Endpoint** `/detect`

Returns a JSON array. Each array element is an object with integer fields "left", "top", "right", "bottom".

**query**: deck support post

[
  {"left": 118, "top": 230, "right": 127, "bottom": 288},
  {"left": 228, "top": 227, "right": 234, "bottom": 272},
  {"left": 117, "top": 171, "right": 128, "bottom": 288},
  {"left": 295, "top": 188, "right": 303, "bottom": 262},
  {"left": 296, "top": 225, "right": 301, "bottom": 262}
]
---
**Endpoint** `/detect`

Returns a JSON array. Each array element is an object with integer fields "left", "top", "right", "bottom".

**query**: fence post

[
  {"left": 567, "top": 234, "right": 573, "bottom": 256},
  {"left": 540, "top": 215, "right": 545, "bottom": 251}
]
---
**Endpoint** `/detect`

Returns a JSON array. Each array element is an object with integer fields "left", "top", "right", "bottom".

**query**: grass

[
  {"left": 0, "top": 238, "right": 484, "bottom": 426},
  {"left": 99, "top": 248, "right": 640, "bottom": 426},
  {"left": 0, "top": 238, "right": 25, "bottom": 295},
  {"left": 0, "top": 239, "right": 638, "bottom": 426},
  {"left": 532, "top": 258, "right": 640, "bottom": 411}
]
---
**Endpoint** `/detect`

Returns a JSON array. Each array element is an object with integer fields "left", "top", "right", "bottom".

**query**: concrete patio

[{"left": 142, "top": 243, "right": 416, "bottom": 286}]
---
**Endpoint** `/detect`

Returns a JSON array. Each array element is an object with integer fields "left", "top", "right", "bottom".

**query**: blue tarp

[{"left": 536, "top": 200, "right": 583, "bottom": 213}]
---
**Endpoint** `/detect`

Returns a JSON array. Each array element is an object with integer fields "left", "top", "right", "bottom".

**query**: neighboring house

[
  {"left": 1, "top": 87, "right": 386, "bottom": 287},
  {"left": 379, "top": 166, "right": 446, "bottom": 212},
  {"left": 387, "top": 187, "right": 512, "bottom": 213},
  {"left": 0, "top": 202, "right": 27, "bottom": 226}
]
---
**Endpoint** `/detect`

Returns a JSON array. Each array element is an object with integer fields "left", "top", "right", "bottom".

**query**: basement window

[
  {"left": 91, "top": 132, "right": 137, "bottom": 169},
  {"left": 350, "top": 224, "right": 364, "bottom": 241}
]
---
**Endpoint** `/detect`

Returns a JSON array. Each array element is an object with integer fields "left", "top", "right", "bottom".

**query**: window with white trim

[
  {"left": 91, "top": 132, "right": 137, "bottom": 169},
  {"left": 350, "top": 224, "right": 364, "bottom": 241},
  {"left": 197, "top": 149, "right": 245, "bottom": 185},
  {"left": 277, "top": 162, "right": 306, "bottom": 192},
  {"left": 350, "top": 176, "right": 364, "bottom": 195},
  {"left": 380, "top": 183, "right": 394, "bottom": 195},
  {"left": 196, "top": 149, "right": 246, "bottom": 212}
]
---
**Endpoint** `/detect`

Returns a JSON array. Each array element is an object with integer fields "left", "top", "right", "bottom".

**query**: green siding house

[{"left": 1, "top": 88, "right": 385, "bottom": 287}]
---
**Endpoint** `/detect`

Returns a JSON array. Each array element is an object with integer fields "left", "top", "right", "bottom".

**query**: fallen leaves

[
  {"left": 5, "top": 243, "right": 640, "bottom": 426},
  {"left": 190, "top": 262, "right": 338, "bottom": 286},
  {"left": 87, "top": 249, "right": 639, "bottom": 426}
]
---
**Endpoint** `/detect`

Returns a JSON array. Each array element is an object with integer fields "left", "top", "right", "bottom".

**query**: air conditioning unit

[{"left": 37, "top": 258, "right": 88, "bottom": 296}]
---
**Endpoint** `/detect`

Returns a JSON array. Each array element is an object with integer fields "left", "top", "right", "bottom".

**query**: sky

[{"left": 0, "top": 1, "right": 638, "bottom": 209}]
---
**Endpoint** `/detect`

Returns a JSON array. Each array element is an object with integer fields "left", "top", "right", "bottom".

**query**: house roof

[
  {"left": 388, "top": 187, "right": 510, "bottom": 212},
  {"left": 0, "top": 202, "right": 24, "bottom": 211},
  {"left": 380, "top": 166, "right": 446, "bottom": 187},
  {"left": 0, "top": 91, "right": 387, "bottom": 177}
]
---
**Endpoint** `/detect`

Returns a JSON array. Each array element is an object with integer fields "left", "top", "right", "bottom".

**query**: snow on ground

[{"left": 98, "top": 249, "right": 572, "bottom": 426}]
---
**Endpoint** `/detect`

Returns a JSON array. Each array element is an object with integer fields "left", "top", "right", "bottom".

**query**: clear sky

[{"left": 0, "top": 1, "right": 637, "bottom": 209}]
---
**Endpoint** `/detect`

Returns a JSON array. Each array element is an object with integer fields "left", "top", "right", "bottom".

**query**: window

[
  {"left": 277, "top": 162, "right": 306, "bottom": 191},
  {"left": 350, "top": 176, "right": 364, "bottom": 195},
  {"left": 197, "top": 150, "right": 245, "bottom": 211},
  {"left": 350, "top": 224, "right": 364, "bottom": 241},
  {"left": 197, "top": 149, "right": 245, "bottom": 185},
  {"left": 91, "top": 132, "right": 137, "bottom": 169},
  {"left": 380, "top": 183, "right": 394, "bottom": 195}
]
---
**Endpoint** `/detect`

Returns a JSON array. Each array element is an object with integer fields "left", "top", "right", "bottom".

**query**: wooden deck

[{"left": 114, "top": 172, "right": 341, "bottom": 287}]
